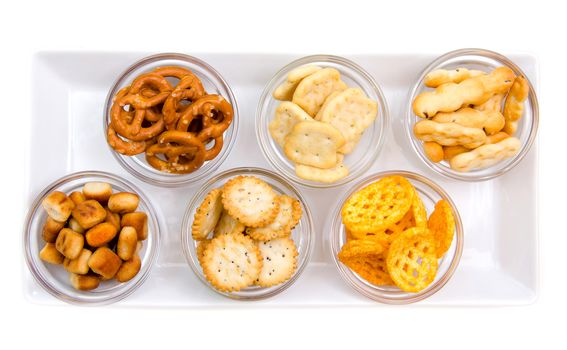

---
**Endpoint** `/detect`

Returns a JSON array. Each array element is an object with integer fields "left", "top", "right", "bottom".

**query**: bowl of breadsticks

[{"left": 406, "top": 48, "right": 539, "bottom": 181}]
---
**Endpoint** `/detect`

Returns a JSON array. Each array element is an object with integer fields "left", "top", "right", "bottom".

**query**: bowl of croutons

[
  {"left": 405, "top": 48, "right": 539, "bottom": 181},
  {"left": 23, "top": 171, "right": 163, "bottom": 305}
]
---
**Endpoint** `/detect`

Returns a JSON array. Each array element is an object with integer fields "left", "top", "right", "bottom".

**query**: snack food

[
  {"left": 268, "top": 64, "right": 380, "bottom": 183},
  {"left": 338, "top": 175, "right": 456, "bottom": 293},
  {"left": 38, "top": 182, "right": 148, "bottom": 291},
  {"left": 106, "top": 66, "right": 234, "bottom": 174},
  {"left": 412, "top": 66, "right": 528, "bottom": 172},
  {"left": 190, "top": 175, "right": 303, "bottom": 293}
]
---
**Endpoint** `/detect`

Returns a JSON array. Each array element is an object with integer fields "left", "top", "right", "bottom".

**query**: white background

[{"left": 1, "top": 0, "right": 564, "bottom": 348}]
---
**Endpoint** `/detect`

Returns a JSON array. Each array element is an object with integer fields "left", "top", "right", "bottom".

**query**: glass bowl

[
  {"left": 328, "top": 170, "right": 463, "bottom": 304},
  {"left": 104, "top": 53, "right": 239, "bottom": 187},
  {"left": 23, "top": 171, "right": 163, "bottom": 306},
  {"left": 181, "top": 167, "right": 314, "bottom": 300},
  {"left": 256, "top": 55, "right": 389, "bottom": 188},
  {"left": 405, "top": 48, "right": 539, "bottom": 181}
]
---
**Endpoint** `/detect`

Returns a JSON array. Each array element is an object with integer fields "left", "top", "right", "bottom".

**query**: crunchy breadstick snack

[
  {"left": 255, "top": 238, "right": 298, "bottom": 287},
  {"left": 268, "top": 101, "right": 312, "bottom": 147},
  {"left": 424, "top": 68, "right": 485, "bottom": 88},
  {"left": 292, "top": 68, "right": 347, "bottom": 117},
  {"left": 413, "top": 67, "right": 515, "bottom": 118},
  {"left": 503, "top": 75, "right": 529, "bottom": 132},
  {"left": 283, "top": 121, "right": 345, "bottom": 169},
  {"left": 432, "top": 107, "right": 488, "bottom": 129},
  {"left": 450, "top": 137, "right": 521, "bottom": 172},
  {"left": 221, "top": 176, "right": 279, "bottom": 228},
  {"left": 443, "top": 145, "right": 469, "bottom": 161},
  {"left": 246, "top": 195, "right": 302, "bottom": 241},
  {"left": 414, "top": 120, "right": 486, "bottom": 146},
  {"left": 273, "top": 65, "right": 322, "bottom": 101},
  {"left": 475, "top": 93, "right": 504, "bottom": 112},
  {"left": 201, "top": 233, "right": 262, "bottom": 292},
  {"left": 423, "top": 142, "right": 444, "bottom": 163},
  {"left": 192, "top": 188, "right": 224, "bottom": 240},
  {"left": 316, "top": 88, "right": 378, "bottom": 154}
]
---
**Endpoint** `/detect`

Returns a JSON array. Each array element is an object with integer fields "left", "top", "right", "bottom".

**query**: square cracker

[
  {"left": 283, "top": 121, "right": 345, "bottom": 169},
  {"left": 269, "top": 102, "right": 312, "bottom": 147},
  {"left": 317, "top": 88, "right": 378, "bottom": 154},
  {"left": 273, "top": 65, "right": 322, "bottom": 101},
  {"left": 292, "top": 68, "right": 347, "bottom": 117},
  {"left": 295, "top": 153, "right": 349, "bottom": 183}
]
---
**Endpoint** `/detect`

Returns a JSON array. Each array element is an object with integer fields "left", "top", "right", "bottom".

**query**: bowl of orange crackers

[{"left": 329, "top": 171, "right": 464, "bottom": 304}]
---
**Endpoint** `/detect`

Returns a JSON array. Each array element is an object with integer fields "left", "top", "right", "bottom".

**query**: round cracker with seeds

[
  {"left": 292, "top": 68, "right": 348, "bottom": 117},
  {"left": 273, "top": 65, "right": 322, "bottom": 101},
  {"left": 318, "top": 88, "right": 378, "bottom": 154},
  {"left": 221, "top": 176, "right": 279, "bottom": 228},
  {"left": 196, "top": 239, "right": 211, "bottom": 266},
  {"left": 201, "top": 233, "right": 262, "bottom": 292},
  {"left": 247, "top": 195, "right": 302, "bottom": 241},
  {"left": 269, "top": 101, "right": 313, "bottom": 147},
  {"left": 214, "top": 209, "right": 246, "bottom": 237},
  {"left": 256, "top": 237, "right": 298, "bottom": 287},
  {"left": 192, "top": 188, "right": 224, "bottom": 241}
]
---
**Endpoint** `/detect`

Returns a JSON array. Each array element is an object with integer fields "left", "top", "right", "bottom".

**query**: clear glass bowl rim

[
  {"left": 103, "top": 52, "right": 240, "bottom": 188},
  {"left": 405, "top": 48, "right": 539, "bottom": 181},
  {"left": 328, "top": 170, "right": 464, "bottom": 304},
  {"left": 23, "top": 170, "right": 162, "bottom": 306},
  {"left": 180, "top": 166, "right": 315, "bottom": 300},
  {"left": 255, "top": 54, "right": 390, "bottom": 188}
]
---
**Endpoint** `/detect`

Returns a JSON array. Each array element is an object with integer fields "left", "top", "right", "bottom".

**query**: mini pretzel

[
  {"left": 203, "top": 136, "right": 224, "bottom": 161},
  {"left": 107, "top": 125, "right": 148, "bottom": 156},
  {"left": 120, "top": 73, "right": 173, "bottom": 109},
  {"left": 153, "top": 66, "right": 193, "bottom": 80},
  {"left": 145, "top": 131, "right": 206, "bottom": 174},
  {"left": 177, "top": 95, "right": 233, "bottom": 141},
  {"left": 163, "top": 73, "right": 206, "bottom": 128},
  {"left": 111, "top": 88, "right": 165, "bottom": 141}
]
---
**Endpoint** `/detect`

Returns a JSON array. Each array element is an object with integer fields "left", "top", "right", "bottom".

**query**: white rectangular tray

[{"left": 25, "top": 52, "right": 538, "bottom": 306}]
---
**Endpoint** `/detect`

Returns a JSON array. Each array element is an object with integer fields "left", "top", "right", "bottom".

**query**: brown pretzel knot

[
  {"left": 203, "top": 136, "right": 224, "bottom": 161},
  {"left": 107, "top": 125, "right": 153, "bottom": 156},
  {"left": 120, "top": 73, "right": 173, "bottom": 109},
  {"left": 110, "top": 88, "right": 165, "bottom": 141},
  {"left": 176, "top": 94, "right": 233, "bottom": 141},
  {"left": 163, "top": 73, "right": 206, "bottom": 129},
  {"left": 145, "top": 131, "right": 206, "bottom": 174}
]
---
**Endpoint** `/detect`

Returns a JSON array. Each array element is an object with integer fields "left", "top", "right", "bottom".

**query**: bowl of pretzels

[
  {"left": 104, "top": 53, "right": 239, "bottom": 187},
  {"left": 405, "top": 48, "right": 539, "bottom": 181}
]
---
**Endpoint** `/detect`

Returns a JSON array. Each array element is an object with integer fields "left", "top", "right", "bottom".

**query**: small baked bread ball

[
  {"left": 82, "top": 182, "right": 113, "bottom": 204},
  {"left": 86, "top": 222, "right": 119, "bottom": 247},
  {"left": 117, "top": 226, "right": 138, "bottom": 261},
  {"left": 88, "top": 247, "right": 121, "bottom": 279},
  {"left": 70, "top": 273, "right": 100, "bottom": 291},
  {"left": 55, "top": 228, "right": 84, "bottom": 260},
  {"left": 71, "top": 200, "right": 107, "bottom": 229},
  {"left": 108, "top": 192, "right": 139, "bottom": 214},
  {"left": 42, "top": 216, "right": 65, "bottom": 243},
  {"left": 63, "top": 249, "right": 92, "bottom": 275},
  {"left": 115, "top": 255, "right": 141, "bottom": 283},
  {"left": 121, "top": 212, "right": 148, "bottom": 241},
  {"left": 42, "top": 191, "right": 75, "bottom": 222},
  {"left": 39, "top": 243, "right": 64, "bottom": 265}
]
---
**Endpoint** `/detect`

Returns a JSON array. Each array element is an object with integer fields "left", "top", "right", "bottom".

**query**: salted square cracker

[
  {"left": 269, "top": 102, "right": 312, "bottom": 147},
  {"left": 317, "top": 88, "right": 378, "bottom": 154},
  {"left": 192, "top": 188, "right": 224, "bottom": 241},
  {"left": 295, "top": 153, "right": 349, "bottom": 183},
  {"left": 201, "top": 233, "right": 262, "bottom": 292},
  {"left": 247, "top": 195, "right": 302, "bottom": 241},
  {"left": 255, "top": 237, "right": 298, "bottom": 287},
  {"left": 292, "top": 67, "right": 347, "bottom": 117},
  {"left": 221, "top": 176, "right": 279, "bottom": 228},
  {"left": 283, "top": 121, "right": 345, "bottom": 169},
  {"left": 273, "top": 65, "right": 322, "bottom": 101}
]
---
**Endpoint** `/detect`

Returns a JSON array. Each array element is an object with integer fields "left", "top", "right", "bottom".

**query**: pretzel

[
  {"left": 176, "top": 94, "right": 233, "bottom": 141},
  {"left": 111, "top": 88, "right": 165, "bottom": 141},
  {"left": 107, "top": 125, "right": 149, "bottom": 156},
  {"left": 145, "top": 131, "right": 206, "bottom": 174},
  {"left": 120, "top": 73, "right": 173, "bottom": 109},
  {"left": 163, "top": 72, "right": 206, "bottom": 128},
  {"left": 202, "top": 136, "right": 224, "bottom": 161}
]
